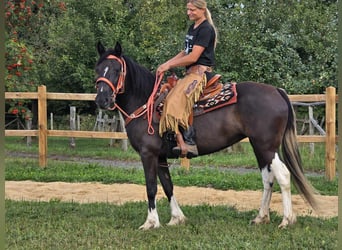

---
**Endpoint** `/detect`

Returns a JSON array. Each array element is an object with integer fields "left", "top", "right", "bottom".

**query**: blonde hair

[{"left": 187, "top": 0, "right": 218, "bottom": 48}]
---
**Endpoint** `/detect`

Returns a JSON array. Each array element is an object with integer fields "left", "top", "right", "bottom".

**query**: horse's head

[{"left": 95, "top": 41, "right": 126, "bottom": 110}]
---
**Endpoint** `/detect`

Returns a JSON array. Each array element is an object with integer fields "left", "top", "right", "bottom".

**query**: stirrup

[{"left": 172, "top": 144, "right": 198, "bottom": 159}]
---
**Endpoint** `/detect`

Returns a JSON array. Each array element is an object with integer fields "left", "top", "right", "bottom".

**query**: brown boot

[{"left": 172, "top": 126, "right": 198, "bottom": 159}]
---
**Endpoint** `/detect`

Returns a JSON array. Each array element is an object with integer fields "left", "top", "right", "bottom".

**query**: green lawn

[{"left": 6, "top": 200, "right": 337, "bottom": 249}]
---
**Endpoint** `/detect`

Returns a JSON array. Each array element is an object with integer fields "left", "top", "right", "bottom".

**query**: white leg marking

[
  {"left": 252, "top": 166, "right": 274, "bottom": 225},
  {"left": 271, "top": 153, "right": 296, "bottom": 228},
  {"left": 167, "top": 196, "right": 186, "bottom": 226},
  {"left": 139, "top": 201, "right": 160, "bottom": 230}
]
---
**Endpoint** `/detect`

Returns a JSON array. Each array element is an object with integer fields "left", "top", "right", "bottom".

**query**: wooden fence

[{"left": 5, "top": 85, "right": 338, "bottom": 180}]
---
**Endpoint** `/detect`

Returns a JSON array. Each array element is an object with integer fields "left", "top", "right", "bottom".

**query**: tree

[
  {"left": 5, "top": 0, "right": 45, "bottom": 121},
  {"left": 210, "top": 0, "right": 337, "bottom": 93},
  {"left": 5, "top": 0, "right": 338, "bottom": 119}
]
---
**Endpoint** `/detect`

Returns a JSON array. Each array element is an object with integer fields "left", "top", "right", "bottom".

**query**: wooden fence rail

[{"left": 5, "top": 85, "right": 338, "bottom": 180}]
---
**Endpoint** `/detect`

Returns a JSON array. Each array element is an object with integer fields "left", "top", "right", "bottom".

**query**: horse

[{"left": 94, "top": 41, "right": 319, "bottom": 230}]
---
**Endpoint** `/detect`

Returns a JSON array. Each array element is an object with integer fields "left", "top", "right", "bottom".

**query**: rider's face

[{"left": 186, "top": 3, "right": 205, "bottom": 22}]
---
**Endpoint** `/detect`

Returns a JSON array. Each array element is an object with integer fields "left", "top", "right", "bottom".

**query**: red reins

[{"left": 147, "top": 72, "right": 164, "bottom": 134}]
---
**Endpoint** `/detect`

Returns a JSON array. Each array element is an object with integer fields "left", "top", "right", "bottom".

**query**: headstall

[
  {"left": 95, "top": 54, "right": 164, "bottom": 135},
  {"left": 96, "top": 55, "right": 126, "bottom": 95}
]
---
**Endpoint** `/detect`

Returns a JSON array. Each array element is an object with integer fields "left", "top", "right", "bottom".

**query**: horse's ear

[
  {"left": 114, "top": 42, "right": 122, "bottom": 56},
  {"left": 97, "top": 41, "right": 106, "bottom": 55}
]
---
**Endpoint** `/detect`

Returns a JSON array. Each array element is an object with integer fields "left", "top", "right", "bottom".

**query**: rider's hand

[{"left": 157, "top": 63, "right": 170, "bottom": 75}]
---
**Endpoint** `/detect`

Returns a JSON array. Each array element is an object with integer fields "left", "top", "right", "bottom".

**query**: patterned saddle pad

[
  {"left": 193, "top": 82, "right": 237, "bottom": 116},
  {"left": 156, "top": 82, "right": 237, "bottom": 117}
]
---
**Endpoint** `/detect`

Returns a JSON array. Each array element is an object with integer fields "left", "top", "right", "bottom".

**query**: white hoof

[
  {"left": 278, "top": 214, "right": 297, "bottom": 229},
  {"left": 251, "top": 214, "right": 270, "bottom": 225},
  {"left": 139, "top": 219, "right": 161, "bottom": 230},
  {"left": 167, "top": 215, "right": 187, "bottom": 226},
  {"left": 139, "top": 208, "right": 160, "bottom": 230}
]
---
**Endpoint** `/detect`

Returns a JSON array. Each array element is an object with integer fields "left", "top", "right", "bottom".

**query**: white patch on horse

[
  {"left": 168, "top": 196, "right": 186, "bottom": 226},
  {"left": 139, "top": 206, "right": 160, "bottom": 230},
  {"left": 100, "top": 86, "right": 104, "bottom": 92},
  {"left": 252, "top": 153, "right": 296, "bottom": 227},
  {"left": 259, "top": 166, "right": 274, "bottom": 220},
  {"left": 256, "top": 164, "right": 275, "bottom": 223},
  {"left": 271, "top": 153, "right": 296, "bottom": 227},
  {"left": 103, "top": 66, "right": 109, "bottom": 77}
]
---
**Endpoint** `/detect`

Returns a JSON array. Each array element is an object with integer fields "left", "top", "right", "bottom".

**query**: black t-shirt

[{"left": 184, "top": 20, "right": 216, "bottom": 68}]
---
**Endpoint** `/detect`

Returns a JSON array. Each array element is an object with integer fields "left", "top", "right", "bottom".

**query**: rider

[{"left": 157, "top": 0, "right": 218, "bottom": 158}]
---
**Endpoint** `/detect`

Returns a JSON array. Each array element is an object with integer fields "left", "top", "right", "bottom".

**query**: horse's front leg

[
  {"left": 157, "top": 159, "right": 186, "bottom": 226},
  {"left": 139, "top": 154, "right": 160, "bottom": 230}
]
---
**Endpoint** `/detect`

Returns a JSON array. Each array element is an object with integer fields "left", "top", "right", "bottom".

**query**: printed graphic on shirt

[{"left": 185, "top": 34, "right": 194, "bottom": 54}]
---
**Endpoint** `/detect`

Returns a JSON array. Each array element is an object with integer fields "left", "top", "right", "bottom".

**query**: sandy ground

[{"left": 5, "top": 180, "right": 337, "bottom": 218}]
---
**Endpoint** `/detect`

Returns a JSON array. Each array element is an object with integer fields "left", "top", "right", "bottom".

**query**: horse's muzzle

[{"left": 95, "top": 93, "right": 114, "bottom": 110}]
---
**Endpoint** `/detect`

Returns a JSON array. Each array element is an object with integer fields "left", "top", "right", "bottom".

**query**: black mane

[{"left": 122, "top": 55, "right": 156, "bottom": 100}]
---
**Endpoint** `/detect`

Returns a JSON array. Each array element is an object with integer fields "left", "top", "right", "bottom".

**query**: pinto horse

[{"left": 94, "top": 42, "right": 319, "bottom": 229}]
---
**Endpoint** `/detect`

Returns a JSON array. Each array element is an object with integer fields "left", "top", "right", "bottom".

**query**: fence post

[
  {"left": 38, "top": 85, "right": 47, "bottom": 168},
  {"left": 70, "top": 106, "right": 76, "bottom": 148},
  {"left": 50, "top": 113, "right": 54, "bottom": 130},
  {"left": 181, "top": 158, "right": 190, "bottom": 170},
  {"left": 117, "top": 112, "right": 128, "bottom": 151},
  {"left": 325, "top": 87, "right": 336, "bottom": 180},
  {"left": 25, "top": 117, "right": 32, "bottom": 146},
  {"left": 308, "top": 106, "right": 315, "bottom": 155}
]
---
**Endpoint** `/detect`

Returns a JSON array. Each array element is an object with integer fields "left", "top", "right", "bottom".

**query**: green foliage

[
  {"left": 211, "top": 1, "right": 337, "bottom": 93},
  {"left": 5, "top": 38, "right": 36, "bottom": 92},
  {"left": 5, "top": 0, "right": 338, "bottom": 114},
  {"left": 119, "top": 0, "right": 187, "bottom": 70},
  {"left": 5, "top": 0, "right": 45, "bottom": 113}
]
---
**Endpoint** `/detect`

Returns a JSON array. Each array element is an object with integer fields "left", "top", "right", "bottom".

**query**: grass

[
  {"left": 6, "top": 200, "right": 337, "bottom": 249},
  {"left": 5, "top": 137, "right": 338, "bottom": 249},
  {"left": 5, "top": 136, "right": 329, "bottom": 172},
  {"left": 5, "top": 157, "right": 337, "bottom": 196}
]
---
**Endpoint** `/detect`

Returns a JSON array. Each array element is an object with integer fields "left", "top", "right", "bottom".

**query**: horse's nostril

[
  {"left": 95, "top": 98, "right": 104, "bottom": 109},
  {"left": 95, "top": 94, "right": 112, "bottom": 110}
]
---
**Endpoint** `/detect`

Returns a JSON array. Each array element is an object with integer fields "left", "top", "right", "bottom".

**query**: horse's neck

[
  {"left": 117, "top": 87, "right": 151, "bottom": 115},
  {"left": 122, "top": 57, "right": 156, "bottom": 112}
]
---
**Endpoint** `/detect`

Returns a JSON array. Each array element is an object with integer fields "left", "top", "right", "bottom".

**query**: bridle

[
  {"left": 95, "top": 55, "right": 126, "bottom": 96},
  {"left": 95, "top": 54, "right": 164, "bottom": 135}
]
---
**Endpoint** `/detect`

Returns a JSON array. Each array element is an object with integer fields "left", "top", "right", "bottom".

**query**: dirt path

[{"left": 5, "top": 181, "right": 337, "bottom": 218}]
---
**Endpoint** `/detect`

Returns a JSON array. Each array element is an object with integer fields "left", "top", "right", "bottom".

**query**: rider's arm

[{"left": 157, "top": 45, "right": 205, "bottom": 74}]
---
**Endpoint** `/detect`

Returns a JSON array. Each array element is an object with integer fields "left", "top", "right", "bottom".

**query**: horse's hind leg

[
  {"left": 271, "top": 153, "right": 296, "bottom": 228},
  {"left": 252, "top": 152, "right": 296, "bottom": 228},
  {"left": 158, "top": 160, "right": 186, "bottom": 226},
  {"left": 251, "top": 164, "right": 274, "bottom": 225}
]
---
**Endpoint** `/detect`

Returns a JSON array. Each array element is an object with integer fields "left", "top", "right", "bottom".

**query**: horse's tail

[{"left": 277, "top": 88, "right": 320, "bottom": 211}]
